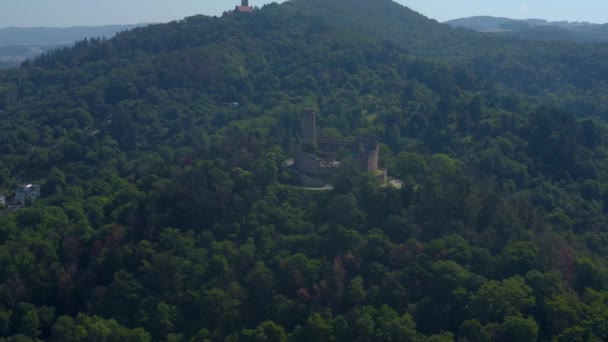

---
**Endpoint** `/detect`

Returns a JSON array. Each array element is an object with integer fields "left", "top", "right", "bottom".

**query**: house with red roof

[{"left": 235, "top": 0, "right": 255, "bottom": 13}]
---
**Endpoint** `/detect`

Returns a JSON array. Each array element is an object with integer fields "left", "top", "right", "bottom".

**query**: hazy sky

[{"left": 0, "top": 0, "right": 606, "bottom": 28}]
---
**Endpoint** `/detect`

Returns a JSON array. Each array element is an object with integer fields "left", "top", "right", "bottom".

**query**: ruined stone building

[
  {"left": 15, "top": 184, "right": 40, "bottom": 205},
  {"left": 293, "top": 108, "right": 387, "bottom": 186},
  {"left": 235, "top": 0, "right": 255, "bottom": 13}
]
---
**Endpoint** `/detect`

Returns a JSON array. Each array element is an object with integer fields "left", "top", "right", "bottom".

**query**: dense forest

[{"left": 2, "top": 0, "right": 608, "bottom": 340}]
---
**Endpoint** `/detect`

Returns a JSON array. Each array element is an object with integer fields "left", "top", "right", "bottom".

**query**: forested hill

[
  {"left": 446, "top": 16, "right": 608, "bottom": 43},
  {"left": 32, "top": 0, "right": 608, "bottom": 117},
  {"left": 2, "top": 0, "right": 608, "bottom": 340}
]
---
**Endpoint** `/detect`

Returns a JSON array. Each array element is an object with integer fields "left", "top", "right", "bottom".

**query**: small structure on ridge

[
  {"left": 15, "top": 184, "right": 41, "bottom": 205},
  {"left": 235, "top": 0, "right": 255, "bottom": 13}
]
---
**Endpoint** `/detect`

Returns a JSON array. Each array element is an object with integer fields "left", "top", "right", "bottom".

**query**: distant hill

[
  {"left": 445, "top": 16, "right": 516, "bottom": 32},
  {"left": 0, "top": 44, "right": 64, "bottom": 68},
  {"left": 0, "top": 24, "right": 150, "bottom": 68},
  {"left": 446, "top": 16, "right": 608, "bottom": 42},
  {"left": 278, "top": 0, "right": 491, "bottom": 56}
]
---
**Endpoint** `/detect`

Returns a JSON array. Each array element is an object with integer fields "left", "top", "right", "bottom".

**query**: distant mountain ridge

[
  {"left": 446, "top": 16, "right": 608, "bottom": 42},
  {"left": 0, "top": 24, "right": 152, "bottom": 47},
  {"left": 0, "top": 24, "right": 150, "bottom": 68}
]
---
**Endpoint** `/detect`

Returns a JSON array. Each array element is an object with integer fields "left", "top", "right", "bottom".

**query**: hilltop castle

[
  {"left": 235, "top": 0, "right": 254, "bottom": 13},
  {"left": 293, "top": 109, "right": 387, "bottom": 186}
]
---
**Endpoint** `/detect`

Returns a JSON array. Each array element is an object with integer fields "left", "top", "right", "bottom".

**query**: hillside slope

[
  {"left": 0, "top": 0, "right": 608, "bottom": 341},
  {"left": 62, "top": 0, "right": 608, "bottom": 118}
]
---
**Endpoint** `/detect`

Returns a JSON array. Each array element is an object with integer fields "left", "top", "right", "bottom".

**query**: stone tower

[
  {"left": 301, "top": 108, "right": 317, "bottom": 146},
  {"left": 366, "top": 142, "right": 380, "bottom": 172},
  {"left": 357, "top": 140, "right": 380, "bottom": 173},
  {"left": 242, "top": 0, "right": 249, "bottom": 6}
]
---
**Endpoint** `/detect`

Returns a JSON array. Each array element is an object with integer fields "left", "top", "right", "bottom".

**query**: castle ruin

[
  {"left": 293, "top": 109, "right": 387, "bottom": 186},
  {"left": 234, "top": 0, "right": 255, "bottom": 13}
]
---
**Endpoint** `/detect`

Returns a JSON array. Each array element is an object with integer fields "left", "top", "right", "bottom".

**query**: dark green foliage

[{"left": 500, "top": 315, "right": 539, "bottom": 342}]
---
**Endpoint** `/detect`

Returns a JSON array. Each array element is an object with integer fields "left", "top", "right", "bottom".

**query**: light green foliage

[
  {"left": 347, "top": 276, "right": 367, "bottom": 305},
  {"left": 51, "top": 314, "right": 150, "bottom": 341},
  {"left": 501, "top": 315, "right": 539, "bottom": 342},
  {"left": 471, "top": 276, "right": 535, "bottom": 323},
  {"left": 241, "top": 321, "right": 287, "bottom": 342},
  {"left": 458, "top": 319, "right": 490, "bottom": 342}
]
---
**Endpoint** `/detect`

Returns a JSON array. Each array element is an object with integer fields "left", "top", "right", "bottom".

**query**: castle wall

[
  {"left": 299, "top": 174, "right": 328, "bottom": 188},
  {"left": 301, "top": 108, "right": 316, "bottom": 145},
  {"left": 294, "top": 147, "right": 319, "bottom": 175},
  {"left": 316, "top": 162, "right": 341, "bottom": 176},
  {"left": 376, "top": 169, "right": 388, "bottom": 184},
  {"left": 294, "top": 108, "right": 385, "bottom": 184},
  {"left": 366, "top": 142, "right": 380, "bottom": 172},
  {"left": 318, "top": 140, "right": 356, "bottom": 153},
  {"left": 317, "top": 151, "right": 339, "bottom": 162}
]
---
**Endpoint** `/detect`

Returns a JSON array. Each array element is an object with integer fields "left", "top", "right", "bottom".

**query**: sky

[{"left": 0, "top": 0, "right": 606, "bottom": 28}]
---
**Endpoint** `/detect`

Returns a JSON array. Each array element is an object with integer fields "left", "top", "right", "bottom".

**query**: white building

[{"left": 15, "top": 184, "right": 41, "bottom": 204}]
